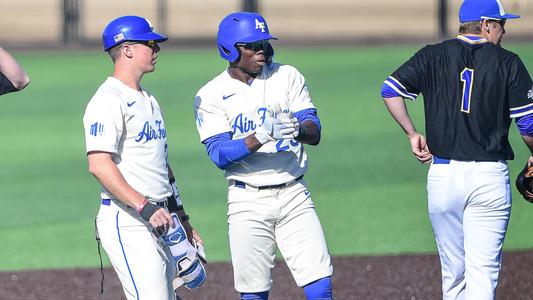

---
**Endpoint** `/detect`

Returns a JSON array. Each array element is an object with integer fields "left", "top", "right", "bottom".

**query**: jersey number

[
  {"left": 276, "top": 139, "right": 299, "bottom": 152},
  {"left": 460, "top": 68, "right": 474, "bottom": 113}
]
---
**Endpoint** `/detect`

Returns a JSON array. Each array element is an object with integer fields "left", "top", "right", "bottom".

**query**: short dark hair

[
  {"left": 459, "top": 21, "right": 482, "bottom": 34},
  {"left": 107, "top": 44, "right": 122, "bottom": 62}
]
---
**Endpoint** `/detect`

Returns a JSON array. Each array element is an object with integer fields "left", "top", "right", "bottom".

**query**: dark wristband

[
  {"left": 179, "top": 214, "right": 190, "bottom": 223},
  {"left": 139, "top": 202, "right": 160, "bottom": 222}
]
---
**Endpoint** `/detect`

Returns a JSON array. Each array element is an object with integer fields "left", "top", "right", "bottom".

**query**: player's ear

[
  {"left": 122, "top": 44, "right": 134, "bottom": 59},
  {"left": 482, "top": 20, "right": 490, "bottom": 33}
]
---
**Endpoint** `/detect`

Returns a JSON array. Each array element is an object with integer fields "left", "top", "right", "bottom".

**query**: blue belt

[
  {"left": 433, "top": 156, "right": 451, "bottom": 164},
  {"left": 234, "top": 175, "right": 304, "bottom": 190},
  {"left": 101, "top": 198, "right": 167, "bottom": 207}
]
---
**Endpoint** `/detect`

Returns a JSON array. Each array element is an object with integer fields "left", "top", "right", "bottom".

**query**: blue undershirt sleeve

[
  {"left": 381, "top": 82, "right": 402, "bottom": 98},
  {"left": 202, "top": 132, "right": 251, "bottom": 170},
  {"left": 515, "top": 113, "right": 533, "bottom": 136},
  {"left": 294, "top": 108, "right": 321, "bottom": 132}
]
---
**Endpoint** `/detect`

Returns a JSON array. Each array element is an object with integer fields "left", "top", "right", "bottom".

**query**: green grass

[{"left": 1, "top": 43, "right": 533, "bottom": 270}]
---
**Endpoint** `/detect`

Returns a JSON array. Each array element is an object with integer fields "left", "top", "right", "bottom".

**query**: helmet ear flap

[
  {"left": 265, "top": 43, "right": 275, "bottom": 65},
  {"left": 218, "top": 45, "right": 231, "bottom": 56},
  {"left": 217, "top": 43, "right": 241, "bottom": 63}
]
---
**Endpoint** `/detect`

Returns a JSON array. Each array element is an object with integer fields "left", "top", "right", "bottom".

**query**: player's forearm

[
  {"left": 246, "top": 134, "right": 263, "bottom": 152},
  {"left": 167, "top": 164, "right": 197, "bottom": 243},
  {"left": 383, "top": 97, "right": 418, "bottom": 137},
  {"left": 167, "top": 164, "right": 175, "bottom": 180},
  {"left": 0, "top": 47, "right": 30, "bottom": 90},
  {"left": 521, "top": 135, "right": 533, "bottom": 155},
  {"left": 166, "top": 164, "right": 184, "bottom": 211},
  {"left": 295, "top": 120, "right": 320, "bottom": 145},
  {"left": 203, "top": 133, "right": 256, "bottom": 169},
  {"left": 87, "top": 152, "right": 145, "bottom": 210}
]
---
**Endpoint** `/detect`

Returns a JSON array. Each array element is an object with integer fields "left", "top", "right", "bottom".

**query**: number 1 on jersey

[{"left": 460, "top": 68, "right": 474, "bottom": 113}]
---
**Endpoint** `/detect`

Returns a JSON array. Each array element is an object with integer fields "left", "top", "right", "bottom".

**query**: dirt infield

[{"left": 1, "top": 251, "right": 533, "bottom": 300}]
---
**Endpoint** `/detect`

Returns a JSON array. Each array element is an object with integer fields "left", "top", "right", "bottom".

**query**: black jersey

[
  {"left": 0, "top": 72, "right": 17, "bottom": 95},
  {"left": 386, "top": 35, "right": 533, "bottom": 161}
]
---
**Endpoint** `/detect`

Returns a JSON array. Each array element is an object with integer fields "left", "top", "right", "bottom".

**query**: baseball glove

[{"left": 515, "top": 163, "right": 533, "bottom": 203}]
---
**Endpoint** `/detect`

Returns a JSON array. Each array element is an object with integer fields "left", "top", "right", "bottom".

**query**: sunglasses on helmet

[
  {"left": 236, "top": 40, "right": 270, "bottom": 52},
  {"left": 122, "top": 40, "right": 158, "bottom": 49}
]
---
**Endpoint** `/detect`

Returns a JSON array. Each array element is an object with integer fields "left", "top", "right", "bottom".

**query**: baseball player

[
  {"left": 83, "top": 15, "right": 205, "bottom": 300},
  {"left": 194, "top": 12, "right": 333, "bottom": 300},
  {"left": 381, "top": 0, "right": 533, "bottom": 298},
  {"left": 0, "top": 46, "right": 30, "bottom": 95}
]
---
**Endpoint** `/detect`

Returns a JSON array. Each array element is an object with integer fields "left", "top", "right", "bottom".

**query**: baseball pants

[
  {"left": 227, "top": 179, "right": 333, "bottom": 293},
  {"left": 427, "top": 159, "right": 511, "bottom": 300},
  {"left": 96, "top": 198, "right": 177, "bottom": 300}
]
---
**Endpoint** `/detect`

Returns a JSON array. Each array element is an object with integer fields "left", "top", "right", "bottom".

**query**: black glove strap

[
  {"left": 167, "top": 195, "right": 183, "bottom": 213},
  {"left": 139, "top": 202, "right": 160, "bottom": 222},
  {"left": 179, "top": 214, "right": 190, "bottom": 223}
]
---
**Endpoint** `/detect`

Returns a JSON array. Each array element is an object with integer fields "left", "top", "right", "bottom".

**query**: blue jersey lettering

[{"left": 135, "top": 120, "right": 166, "bottom": 143}]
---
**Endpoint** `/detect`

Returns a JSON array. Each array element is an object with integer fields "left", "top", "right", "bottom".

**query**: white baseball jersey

[
  {"left": 194, "top": 63, "right": 315, "bottom": 186},
  {"left": 83, "top": 77, "right": 171, "bottom": 201}
]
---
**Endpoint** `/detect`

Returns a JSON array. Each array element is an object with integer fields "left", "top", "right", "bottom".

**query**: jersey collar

[{"left": 457, "top": 34, "right": 488, "bottom": 45}]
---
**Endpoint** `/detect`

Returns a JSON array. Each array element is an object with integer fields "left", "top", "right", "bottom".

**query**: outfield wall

[{"left": 1, "top": 0, "right": 532, "bottom": 45}]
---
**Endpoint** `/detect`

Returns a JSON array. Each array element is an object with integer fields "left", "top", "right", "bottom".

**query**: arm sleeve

[
  {"left": 0, "top": 72, "right": 17, "bottom": 95},
  {"left": 294, "top": 108, "right": 321, "bottom": 132},
  {"left": 515, "top": 113, "right": 533, "bottom": 136},
  {"left": 83, "top": 94, "right": 124, "bottom": 154},
  {"left": 508, "top": 55, "right": 533, "bottom": 118},
  {"left": 383, "top": 47, "right": 428, "bottom": 101},
  {"left": 381, "top": 82, "right": 402, "bottom": 98},
  {"left": 202, "top": 132, "right": 252, "bottom": 170}
]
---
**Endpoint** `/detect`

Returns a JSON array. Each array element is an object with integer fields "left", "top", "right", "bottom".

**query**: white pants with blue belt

[
  {"left": 427, "top": 158, "right": 511, "bottom": 300},
  {"left": 96, "top": 199, "right": 177, "bottom": 300},
  {"left": 227, "top": 179, "right": 333, "bottom": 293}
]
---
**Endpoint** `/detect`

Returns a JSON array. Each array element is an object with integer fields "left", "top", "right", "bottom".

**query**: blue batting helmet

[
  {"left": 102, "top": 15, "right": 168, "bottom": 51},
  {"left": 459, "top": 0, "right": 520, "bottom": 23},
  {"left": 217, "top": 12, "right": 277, "bottom": 62}
]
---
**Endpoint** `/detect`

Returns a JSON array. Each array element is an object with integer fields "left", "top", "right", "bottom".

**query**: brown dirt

[{"left": 1, "top": 251, "right": 532, "bottom": 300}]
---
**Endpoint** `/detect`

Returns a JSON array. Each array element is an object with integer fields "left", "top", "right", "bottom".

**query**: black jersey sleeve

[
  {"left": 508, "top": 55, "right": 533, "bottom": 118},
  {"left": 0, "top": 72, "right": 17, "bottom": 95},
  {"left": 386, "top": 46, "right": 429, "bottom": 101}
]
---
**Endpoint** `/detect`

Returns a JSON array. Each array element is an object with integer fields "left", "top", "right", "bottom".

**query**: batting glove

[{"left": 255, "top": 105, "right": 299, "bottom": 144}]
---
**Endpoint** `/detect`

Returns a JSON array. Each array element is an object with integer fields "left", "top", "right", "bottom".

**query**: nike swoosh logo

[
  {"left": 127, "top": 101, "right": 136, "bottom": 107},
  {"left": 304, "top": 191, "right": 310, "bottom": 196},
  {"left": 222, "top": 93, "right": 236, "bottom": 100}
]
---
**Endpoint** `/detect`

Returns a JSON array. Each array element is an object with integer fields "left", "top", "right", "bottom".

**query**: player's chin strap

[{"left": 94, "top": 218, "right": 105, "bottom": 294}]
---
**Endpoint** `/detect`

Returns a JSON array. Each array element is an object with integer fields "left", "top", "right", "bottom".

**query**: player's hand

[
  {"left": 408, "top": 132, "right": 432, "bottom": 164},
  {"left": 275, "top": 116, "right": 299, "bottom": 139},
  {"left": 255, "top": 104, "right": 299, "bottom": 144},
  {"left": 191, "top": 228, "right": 204, "bottom": 247},
  {"left": 190, "top": 228, "right": 207, "bottom": 264},
  {"left": 149, "top": 207, "right": 175, "bottom": 233},
  {"left": 138, "top": 200, "right": 175, "bottom": 233}
]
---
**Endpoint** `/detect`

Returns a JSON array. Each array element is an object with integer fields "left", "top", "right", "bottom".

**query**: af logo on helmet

[{"left": 255, "top": 19, "right": 266, "bottom": 32}]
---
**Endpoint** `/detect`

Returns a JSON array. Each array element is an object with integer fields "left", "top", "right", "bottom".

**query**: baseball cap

[{"left": 459, "top": 0, "right": 520, "bottom": 22}]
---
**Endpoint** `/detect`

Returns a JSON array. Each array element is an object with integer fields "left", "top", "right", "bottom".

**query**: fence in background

[{"left": 1, "top": 0, "right": 531, "bottom": 47}]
